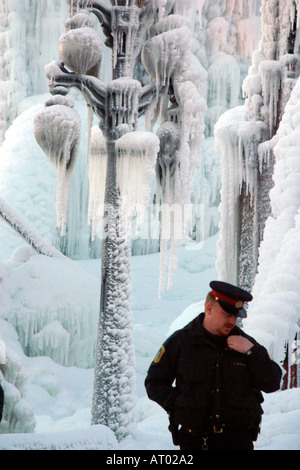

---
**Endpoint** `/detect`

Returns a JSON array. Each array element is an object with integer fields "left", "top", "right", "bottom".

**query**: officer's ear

[{"left": 205, "top": 302, "right": 213, "bottom": 316}]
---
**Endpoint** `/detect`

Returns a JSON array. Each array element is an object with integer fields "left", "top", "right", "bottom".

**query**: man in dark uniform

[{"left": 145, "top": 281, "right": 282, "bottom": 450}]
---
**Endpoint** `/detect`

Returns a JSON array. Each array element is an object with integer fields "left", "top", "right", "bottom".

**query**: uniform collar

[{"left": 189, "top": 312, "right": 240, "bottom": 347}]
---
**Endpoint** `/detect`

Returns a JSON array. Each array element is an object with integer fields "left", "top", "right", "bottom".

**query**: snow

[
  {"left": 0, "top": 0, "right": 299, "bottom": 453},
  {"left": 0, "top": 235, "right": 299, "bottom": 449}
]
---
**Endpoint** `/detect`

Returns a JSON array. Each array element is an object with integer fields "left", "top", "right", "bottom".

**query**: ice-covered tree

[
  {"left": 215, "top": 0, "right": 300, "bottom": 292},
  {"left": 245, "top": 74, "right": 300, "bottom": 389},
  {"left": 34, "top": 0, "right": 206, "bottom": 439},
  {"left": 187, "top": 0, "right": 262, "bottom": 242},
  {"left": 215, "top": 0, "right": 300, "bottom": 386}
]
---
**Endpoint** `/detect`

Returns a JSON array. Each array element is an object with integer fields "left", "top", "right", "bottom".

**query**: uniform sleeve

[
  {"left": 144, "top": 334, "right": 179, "bottom": 413},
  {"left": 0, "top": 383, "right": 4, "bottom": 422},
  {"left": 245, "top": 340, "right": 282, "bottom": 393}
]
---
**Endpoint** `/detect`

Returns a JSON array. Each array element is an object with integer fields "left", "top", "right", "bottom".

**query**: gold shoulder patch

[{"left": 153, "top": 345, "right": 165, "bottom": 363}]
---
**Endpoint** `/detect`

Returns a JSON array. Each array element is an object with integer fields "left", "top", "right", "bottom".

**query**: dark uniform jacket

[
  {"left": 145, "top": 313, "right": 282, "bottom": 436},
  {"left": 0, "top": 383, "right": 4, "bottom": 423}
]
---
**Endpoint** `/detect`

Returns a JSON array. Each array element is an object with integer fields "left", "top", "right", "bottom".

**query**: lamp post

[
  {"left": 39, "top": 0, "right": 163, "bottom": 439},
  {"left": 35, "top": 0, "right": 205, "bottom": 439}
]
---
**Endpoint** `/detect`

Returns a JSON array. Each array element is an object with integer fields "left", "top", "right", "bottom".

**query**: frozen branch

[{"left": 0, "top": 197, "right": 64, "bottom": 258}]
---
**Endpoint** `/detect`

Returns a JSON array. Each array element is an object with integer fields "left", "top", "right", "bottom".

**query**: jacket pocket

[{"left": 224, "top": 356, "right": 259, "bottom": 408}]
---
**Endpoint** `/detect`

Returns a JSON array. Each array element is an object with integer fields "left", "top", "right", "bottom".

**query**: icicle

[
  {"left": 259, "top": 60, "right": 282, "bottom": 136},
  {"left": 172, "top": 0, "right": 197, "bottom": 23},
  {"left": 115, "top": 131, "right": 159, "bottom": 238},
  {"left": 88, "top": 125, "right": 107, "bottom": 240},
  {"left": 219, "top": 73, "right": 300, "bottom": 369},
  {"left": 30, "top": 321, "right": 70, "bottom": 366},
  {"left": 86, "top": 105, "right": 93, "bottom": 164},
  {"left": 142, "top": 10, "right": 207, "bottom": 295},
  {"left": 2, "top": 252, "right": 99, "bottom": 368},
  {"left": 214, "top": 105, "right": 267, "bottom": 282},
  {"left": 142, "top": 24, "right": 191, "bottom": 89},
  {"left": 34, "top": 98, "right": 81, "bottom": 235}
]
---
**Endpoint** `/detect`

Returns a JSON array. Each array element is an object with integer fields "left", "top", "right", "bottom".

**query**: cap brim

[
  {"left": 238, "top": 307, "right": 247, "bottom": 319},
  {"left": 218, "top": 300, "right": 247, "bottom": 318}
]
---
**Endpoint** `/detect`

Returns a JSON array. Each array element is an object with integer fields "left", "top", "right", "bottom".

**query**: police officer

[{"left": 145, "top": 281, "right": 282, "bottom": 451}]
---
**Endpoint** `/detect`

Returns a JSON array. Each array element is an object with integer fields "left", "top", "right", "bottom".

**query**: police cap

[{"left": 209, "top": 280, "right": 253, "bottom": 318}]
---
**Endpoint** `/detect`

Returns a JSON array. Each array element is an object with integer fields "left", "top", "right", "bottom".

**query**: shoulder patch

[{"left": 153, "top": 345, "right": 165, "bottom": 363}]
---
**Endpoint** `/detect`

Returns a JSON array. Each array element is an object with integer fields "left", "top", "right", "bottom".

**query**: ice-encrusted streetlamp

[
  {"left": 34, "top": 0, "right": 163, "bottom": 440},
  {"left": 34, "top": 0, "right": 206, "bottom": 439}
]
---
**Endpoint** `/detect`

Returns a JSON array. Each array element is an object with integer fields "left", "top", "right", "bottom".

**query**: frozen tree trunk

[
  {"left": 238, "top": 183, "right": 259, "bottom": 292},
  {"left": 238, "top": 148, "right": 275, "bottom": 291},
  {"left": 257, "top": 149, "right": 275, "bottom": 241}
]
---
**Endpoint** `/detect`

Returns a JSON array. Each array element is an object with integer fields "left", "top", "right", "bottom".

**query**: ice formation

[
  {"left": 0, "top": 319, "right": 36, "bottom": 434},
  {"left": 245, "top": 75, "right": 300, "bottom": 381},
  {"left": 91, "top": 202, "right": 135, "bottom": 440},
  {"left": 59, "top": 26, "right": 103, "bottom": 75},
  {"left": 215, "top": 0, "right": 300, "bottom": 292},
  {"left": 88, "top": 125, "right": 108, "bottom": 240},
  {"left": 105, "top": 77, "right": 142, "bottom": 135},
  {"left": 0, "top": 422, "right": 118, "bottom": 450},
  {"left": 142, "top": 20, "right": 191, "bottom": 91},
  {"left": 34, "top": 96, "right": 81, "bottom": 235},
  {"left": 65, "top": 8, "right": 95, "bottom": 31},
  {"left": 0, "top": 247, "right": 99, "bottom": 369},
  {"left": 0, "top": 196, "right": 64, "bottom": 259},
  {"left": 141, "top": 9, "right": 208, "bottom": 294},
  {"left": 87, "top": 95, "right": 160, "bottom": 241},
  {"left": 214, "top": 0, "right": 300, "bottom": 386},
  {"left": 0, "top": 0, "right": 278, "bottom": 439},
  {"left": 0, "top": 0, "right": 68, "bottom": 143},
  {"left": 214, "top": 106, "right": 267, "bottom": 285},
  {"left": 116, "top": 131, "right": 160, "bottom": 231},
  {"left": 30, "top": 321, "right": 70, "bottom": 367},
  {"left": 189, "top": 0, "right": 261, "bottom": 248},
  {"left": 0, "top": 0, "right": 262, "bottom": 261},
  {"left": 203, "top": 0, "right": 261, "bottom": 133}
]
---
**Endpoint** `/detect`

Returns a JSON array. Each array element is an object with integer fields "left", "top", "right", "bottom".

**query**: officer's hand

[{"left": 227, "top": 335, "right": 254, "bottom": 354}]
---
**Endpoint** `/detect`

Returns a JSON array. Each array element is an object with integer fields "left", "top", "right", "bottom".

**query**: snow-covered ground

[{"left": 0, "top": 234, "right": 299, "bottom": 450}]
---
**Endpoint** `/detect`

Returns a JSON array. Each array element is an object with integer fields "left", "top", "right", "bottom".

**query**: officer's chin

[{"left": 221, "top": 325, "right": 234, "bottom": 335}]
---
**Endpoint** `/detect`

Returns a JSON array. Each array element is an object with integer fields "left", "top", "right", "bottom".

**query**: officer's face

[{"left": 204, "top": 301, "right": 238, "bottom": 336}]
